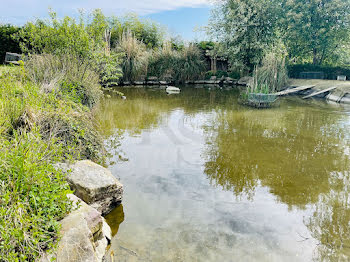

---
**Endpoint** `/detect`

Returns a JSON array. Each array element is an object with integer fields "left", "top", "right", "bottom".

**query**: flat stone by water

[{"left": 66, "top": 160, "right": 123, "bottom": 215}]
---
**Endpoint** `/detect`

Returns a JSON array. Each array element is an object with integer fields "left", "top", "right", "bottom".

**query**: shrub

[
  {"left": 0, "top": 24, "right": 21, "bottom": 63},
  {"left": 205, "top": 71, "right": 216, "bottom": 80},
  {"left": 17, "top": 11, "right": 122, "bottom": 85},
  {"left": 148, "top": 44, "right": 206, "bottom": 83},
  {"left": 228, "top": 71, "right": 240, "bottom": 79},
  {"left": 287, "top": 64, "right": 350, "bottom": 80},
  {"left": 216, "top": 70, "right": 228, "bottom": 79}
]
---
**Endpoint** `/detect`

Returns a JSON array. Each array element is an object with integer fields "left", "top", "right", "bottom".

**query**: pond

[{"left": 97, "top": 86, "right": 350, "bottom": 262}]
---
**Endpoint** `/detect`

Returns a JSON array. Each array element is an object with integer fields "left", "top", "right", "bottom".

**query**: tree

[
  {"left": 208, "top": 0, "right": 282, "bottom": 72},
  {"left": 282, "top": 0, "right": 350, "bottom": 65},
  {"left": 0, "top": 24, "right": 21, "bottom": 63},
  {"left": 110, "top": 14, "right": 165, "bottom": 49}
]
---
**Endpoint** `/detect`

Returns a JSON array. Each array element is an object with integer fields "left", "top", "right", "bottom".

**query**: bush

[
  {"left": 228, "top": 71, "right": 240, "bottom": 79},
  {"left": 17, "top": 11, "right": 122, "bottom": 85},
  {"left": 287, "top": 64, "right": 350, "bottom": 80},
  {"left": 0, "top": 25, "right": 21, "bottom": 63},
  {"left": 148, "top": 44, "right": 206, "bottom": 83},
  {"left": 216, "top": 70, "right": 228, "bottom": 79},
  {"left": 205, "top": 71, "right": 216, "bottom": 80}
]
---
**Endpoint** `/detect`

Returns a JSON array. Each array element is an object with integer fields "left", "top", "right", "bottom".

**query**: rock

[
  {"left": 133, "top": 81, "right": 144, "bottom": 85},
  {"left": 159, "top": 81, "right": 168, "bottom": 85},
  {"left": 66, "top": 160, "right": 123, "bottom": 215},
  {"left": 237, "top": 76, "right": 252, "bottom": 86},
  {"left": 40, "top": 194, "right": 111, "bottom": 262},
  {"left": 146, "top": 81, "right": 160, "bottom": 85},
  {"left": 102, "top": 218, "right": 112, "bottom": 243},
  {"left": 147, "top": 76, "right": 158, "bottom": 81}
]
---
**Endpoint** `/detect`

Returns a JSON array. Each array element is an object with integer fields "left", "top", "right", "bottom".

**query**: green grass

[{"left": 0, "top": 64, "right": 104, "bottom": 261}]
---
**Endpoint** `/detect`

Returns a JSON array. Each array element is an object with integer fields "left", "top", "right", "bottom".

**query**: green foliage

[
  {"left": 288, "top": 64, "right": 350, "bottom": 80},
  {"left": 110, "top": 14, "right": 165, "bottom": 49},
  {"left": 197, "top": 41, "right": 215, "bottom": 51},
  {"left": 0, "top": 24, "right": 21, "bottom": 63},
  {"left": 0, "top": 64, "right": 106, "bottom": 261},
  {"left": 25, "top": 54, "right": 103, "bottom": 108},
  {"left": 249, "top": 52, "right": 288, "bottom": 94},
  {"left": 117, "top": 31, "right": 149, "bottom": 82},
  {"left": 209, "top": 0, "right": 350, "bottom": 69},
  {"left": 17, "top": 10, "right": 122, "bottom": 84},
  {"left": 216, "top": 70, "right": 228, "bottom": 79},
  {"left": 228, "top": 71, "right": 240, "bottom": 79},
  {"left": 282, "top": 0, "right": 350, "bottom": 65},
  {"left": 0, "top": 131, "right": 72, "bottom": 261},
  {"left": 209, "top": 0, "right": 281, "bottom": 72},
  {"left": 148, "top": 44, "right": 206, "bottom": 83},
  {"left": 205, "top": 70, "right": 229, "bottom": 80}
]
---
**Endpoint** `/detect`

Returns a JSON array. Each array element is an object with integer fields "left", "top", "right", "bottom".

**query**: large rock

[
  {"left": 65, "top": 160, "right": 123, "bottom": 215},
  {"left": 237, "top": 76, "right": 252, "bottom": 86},
  {"left": 40, "top": 195, "right": 110, "bottom": 262}
]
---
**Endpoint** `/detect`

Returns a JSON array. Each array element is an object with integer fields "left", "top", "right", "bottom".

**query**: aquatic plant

[{"left": 249, "top": 51, "right": 288, "bottom": 94}]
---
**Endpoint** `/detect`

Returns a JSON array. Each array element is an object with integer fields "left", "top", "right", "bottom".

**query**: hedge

[
  {"left": 0, "top": 25, "right": 21, "bottom": 64},
  {"left": 288, "top": 64, "right": 350, "bottom": 80}
]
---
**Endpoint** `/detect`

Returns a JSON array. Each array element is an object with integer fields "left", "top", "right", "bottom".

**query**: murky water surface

[{"left": 97, "top": 86, "right": 350, "bottom": 262}]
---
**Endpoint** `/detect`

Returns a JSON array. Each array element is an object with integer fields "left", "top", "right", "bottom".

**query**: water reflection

[
  {"left": 97, "top": 87, "right": 350, "bottom": 261},
  {"left": 204, "top": 107, "right": 349, "bottom": 208},
  {"left": 105, "top": 205, "right": 125, "bottom": 237}
]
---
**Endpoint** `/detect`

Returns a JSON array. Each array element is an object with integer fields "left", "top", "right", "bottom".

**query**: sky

[{"left": 0, "top": 0, "right": 213, "bottom": 40}]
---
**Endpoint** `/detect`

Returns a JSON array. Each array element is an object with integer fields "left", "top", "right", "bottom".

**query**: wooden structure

[
  {"left": 5, "top": 52, "right": 22, "bottom": 65},
  {"left": 276, "top": 85, "right": 315, "bottom": 96},
  {"left": 303, "top": 86, "right": 337, "bottom": 99}
]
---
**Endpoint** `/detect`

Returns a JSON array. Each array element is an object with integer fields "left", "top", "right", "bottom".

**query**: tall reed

[{"left": 249, "top": 52, "right": 288, "bottom": 94}]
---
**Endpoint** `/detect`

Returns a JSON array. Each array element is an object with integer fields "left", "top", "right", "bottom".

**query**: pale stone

[
  {"left": 102, "top": 219, "right": 112, "bottom": 243},
  {"left": 40, "top": 194, "right": 110, "bottom": 262},
  {"left": 66, "top": 160, "right": 123, "bottom": 215}
]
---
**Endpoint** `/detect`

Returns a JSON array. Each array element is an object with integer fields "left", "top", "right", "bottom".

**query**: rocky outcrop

[
  {"left": 64, "top": 160, "right": 123, "bottom": 216},
  {"left": 40, "top": 194, "right": 110, "bottom": 262}
]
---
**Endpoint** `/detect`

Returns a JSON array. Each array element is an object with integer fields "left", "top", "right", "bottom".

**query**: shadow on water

[
  {"left": 97, "top": 86, "right": 350, "bottom": 261},
  {"left": 105, "top": 204, "right": 125, "bottom": 237}
]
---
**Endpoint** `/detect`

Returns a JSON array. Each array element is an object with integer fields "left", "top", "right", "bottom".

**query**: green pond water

[{"left": 97, "top": 86, "right": 350, "bottom": 262}]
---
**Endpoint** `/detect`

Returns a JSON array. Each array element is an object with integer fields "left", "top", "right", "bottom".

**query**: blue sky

[{"left": 0, "top": 0, "right": 212, "bottom": 40}]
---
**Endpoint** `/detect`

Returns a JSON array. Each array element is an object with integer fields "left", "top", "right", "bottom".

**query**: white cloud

[{"left": 78, "top": 0, "right": 212, "bottom": 15}]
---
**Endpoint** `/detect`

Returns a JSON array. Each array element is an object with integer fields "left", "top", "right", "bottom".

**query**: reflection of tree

[
  {"left": 204, "top": 104, "right": 350, "bottom": 260},
  {"left": 97, "top": 87, "right": 238, "bottom": 138},
  {"left": 306, "top": 171, "right": 350, "bottom": 261},
  {"left": 204, "top": 107, "right": 348, "bottom": 208}
]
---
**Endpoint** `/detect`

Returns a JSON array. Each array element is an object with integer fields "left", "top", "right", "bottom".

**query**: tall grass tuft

[
  {"left": 25, "top": 54, "right": 102, "bottom": 108},
  {"left": 117, "top": 31, "right": 149, "bottom": 82},
  {"left": 147, "top": 43, "right": 206, "bottom": 83},
  {"left": 249, "top": 52, "right": 289, "bottom": 94}
]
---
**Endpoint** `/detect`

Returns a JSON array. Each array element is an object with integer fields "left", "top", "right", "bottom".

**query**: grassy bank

[{"left": 0, "top": 63, "right": 104, "bottom": 261}]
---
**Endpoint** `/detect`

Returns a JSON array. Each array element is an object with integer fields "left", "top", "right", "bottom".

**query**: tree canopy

[{"left": 209, "top": 0, "right": 350, "bottom": 70}]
